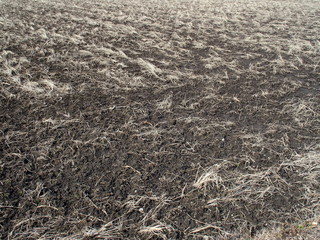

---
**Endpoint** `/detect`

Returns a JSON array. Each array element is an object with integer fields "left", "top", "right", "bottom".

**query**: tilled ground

[{"left": 0, "top": 0, "right": 319, "bottom": 239}]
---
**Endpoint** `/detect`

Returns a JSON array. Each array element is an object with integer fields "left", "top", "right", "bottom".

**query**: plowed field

[{"left": 1, "top": 0, "right": 319, "bottom": 239}]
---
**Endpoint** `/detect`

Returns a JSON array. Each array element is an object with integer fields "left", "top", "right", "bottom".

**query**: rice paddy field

[{"left": 0, "top": 0, "right": 320, "bottom": 239}]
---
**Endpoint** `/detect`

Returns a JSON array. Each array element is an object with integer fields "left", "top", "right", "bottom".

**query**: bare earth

[{"left": 0, "top": 0, "right": 319, "bottom": 239}]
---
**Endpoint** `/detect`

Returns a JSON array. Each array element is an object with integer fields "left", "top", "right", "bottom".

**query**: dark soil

[{"left": 1, "top": 0, "right": 319, "bottom": 239}]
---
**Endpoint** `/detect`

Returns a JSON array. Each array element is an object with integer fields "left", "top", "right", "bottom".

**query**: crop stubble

[{"left": 0, "top": 0, "right": 319, "bottom": 239}]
